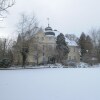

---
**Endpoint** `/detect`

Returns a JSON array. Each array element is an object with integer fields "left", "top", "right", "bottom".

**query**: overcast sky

[{"left": 0, "top": 0, "right": 100, "bottom": 38}]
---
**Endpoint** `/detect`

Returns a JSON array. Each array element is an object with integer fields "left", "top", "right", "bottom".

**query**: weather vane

[{"left": 47, "top": 18, "right": 50, "bottom": 27}]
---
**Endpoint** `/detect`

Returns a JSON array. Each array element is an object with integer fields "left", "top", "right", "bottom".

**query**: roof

[
  {"left": 44, "top": 26, "right": 55, "bottom": 36},
  {"left": 65, "top": 37, "right": 78, "bottom": 46},
  {"left": 45, "top": 31, "right": 55, "bottom": 36},
  {"left": 53, "top": 31, "right": 78, "bottom": 47},
  {"left": 43, "top": 26, "right": 78, "bottom": 47},
  {"left": 45, "top": 26, "right": 53, "bottom": 31}
]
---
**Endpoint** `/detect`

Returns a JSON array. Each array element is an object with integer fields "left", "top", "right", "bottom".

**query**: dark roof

[
  {"left": 45, "top": 26, "right": 52, "bottom": 31},
  {"left": 45, "top": 32, "right": 55, "bottom": 36}
]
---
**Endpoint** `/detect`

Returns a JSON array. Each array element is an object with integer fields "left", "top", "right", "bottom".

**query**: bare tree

[
  {"left": 29, "top": 29, "right": 44, "bottom": 65},
  {"left": 90, "top": 29, "right": 97, "bottom": 47},
  {"left": 0, "top": 0, "right": 15, "bottom": 17},
  {"left": 14, "top": 13, "right": 39, "bottom": 67},
  {"left": 0, "top": 39, "right": 7, "bottom": 59},
  {"left": 90, "top": 28, "right": 100, "bottom": 63},
  {"left": 0, "top": 38, "right": 14, "bottom": 65},
  {"left": 17, "top": 13, "right": 38, "bottom": 37}
]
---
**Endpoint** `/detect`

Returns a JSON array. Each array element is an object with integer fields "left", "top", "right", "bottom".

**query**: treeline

[
  {"left": 0, "top": 13, "right": 100, "bottom": 67},
  {"left": 78, "top": 30, "right": 100, "bottom": 64}
]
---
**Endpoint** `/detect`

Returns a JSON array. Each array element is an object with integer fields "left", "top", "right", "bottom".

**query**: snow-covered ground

[
  {"left": 0, "top": 62, "right": 100, "bottom": 70},
  {"left": 0, "top": 68, "right": 100, "bottom": 100}
]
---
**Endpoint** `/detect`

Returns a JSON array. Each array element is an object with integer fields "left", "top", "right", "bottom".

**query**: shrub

[{"left": 0, "top": 58, "right": 11, "bottom": 68}]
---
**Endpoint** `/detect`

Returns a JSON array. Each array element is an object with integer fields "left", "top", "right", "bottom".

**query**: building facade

[
  {"left": 26, "top": 25, "right": 80, "bottom": 64},
  {"left": 13, "top": 24, "right": 80, "bottom": 65}
]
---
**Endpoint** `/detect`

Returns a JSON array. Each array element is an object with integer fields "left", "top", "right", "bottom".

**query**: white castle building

[{"left": 26, "top": 24, "right": 80, "bottom": 64}]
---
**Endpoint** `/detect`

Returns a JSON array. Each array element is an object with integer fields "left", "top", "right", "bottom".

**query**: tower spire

[{"left": 47, "top": 18, "right": 50, "bottom": 27}]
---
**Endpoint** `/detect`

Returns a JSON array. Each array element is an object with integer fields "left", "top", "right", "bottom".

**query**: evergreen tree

[
  {"left": 79, "top": 32, "right": 87, "bottom": 57},
  {"left": 56, "top": 33, "right": 69, "bottom": 63},
  {"left": 85, "top": 35, "right": 93, "bottom": 53},
  {"left": 79, "top": 33, "right": 94, "bottom": 63}
]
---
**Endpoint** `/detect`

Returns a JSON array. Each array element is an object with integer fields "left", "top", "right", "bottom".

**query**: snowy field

[{"left": 0, "top": 68, "right": 100, "bottom": 100}]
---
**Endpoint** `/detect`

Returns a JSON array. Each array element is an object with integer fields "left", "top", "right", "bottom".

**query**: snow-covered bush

[
  {"left": 0, "top": 58, "right": 11, "bottom": 68},
  {"left": 55, "top": 63, "right": 63, "bottom": 68},
  {"left": 77, "top": 62, "right": 90, "bottom": 68},
  {"left": 65, "top": 60, "right": 77, "bottom": 67}
]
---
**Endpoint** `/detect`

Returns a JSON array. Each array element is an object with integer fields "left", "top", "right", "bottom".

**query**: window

[
  {"left": 69, "top": 47, "right": 71, "bottom": 52},
  {"left": 74, "top": 47, "right": 75, "bottom": 52},
  {"left": 43, "top": 45, "right": 45, "bottom": 56},
  {"left": 68, "top": 56, "right": 71, "bottom": 60},
  {"left": 43, "top": 45, "right": 45, "bottom": 49}
]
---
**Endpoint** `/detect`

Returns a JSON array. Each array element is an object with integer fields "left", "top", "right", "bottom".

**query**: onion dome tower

[{"left": 45, "top": 18, "right": 55, "bottom": 36}]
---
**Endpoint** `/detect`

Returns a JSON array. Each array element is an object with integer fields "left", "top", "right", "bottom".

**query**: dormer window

[{"left": 42, "top": 37, "right": 44, "bottom": 41}]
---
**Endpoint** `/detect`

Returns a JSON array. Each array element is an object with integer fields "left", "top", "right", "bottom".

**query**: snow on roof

[
  {"left": 44, "top": 28, "right": 78, "bottom": 46},
  {"left": 45, "top": 35, "right": 55, "bottom": 37},
  {"left": 54, "top": 31, "right": 78, "bottom": 47},
  {"left": 65, "top": 37, "right": 78, "bottom": 46},
  {"left": 51, "top": 30, "right": 78, "bottom": 47},
  {"left": 53, "top": 30, "right": 60, "bottom": 37}
]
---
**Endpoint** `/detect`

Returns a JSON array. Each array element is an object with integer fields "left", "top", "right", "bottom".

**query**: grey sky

[{"left": 0, "top": 0, "right": 100, "bottom": 38}]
